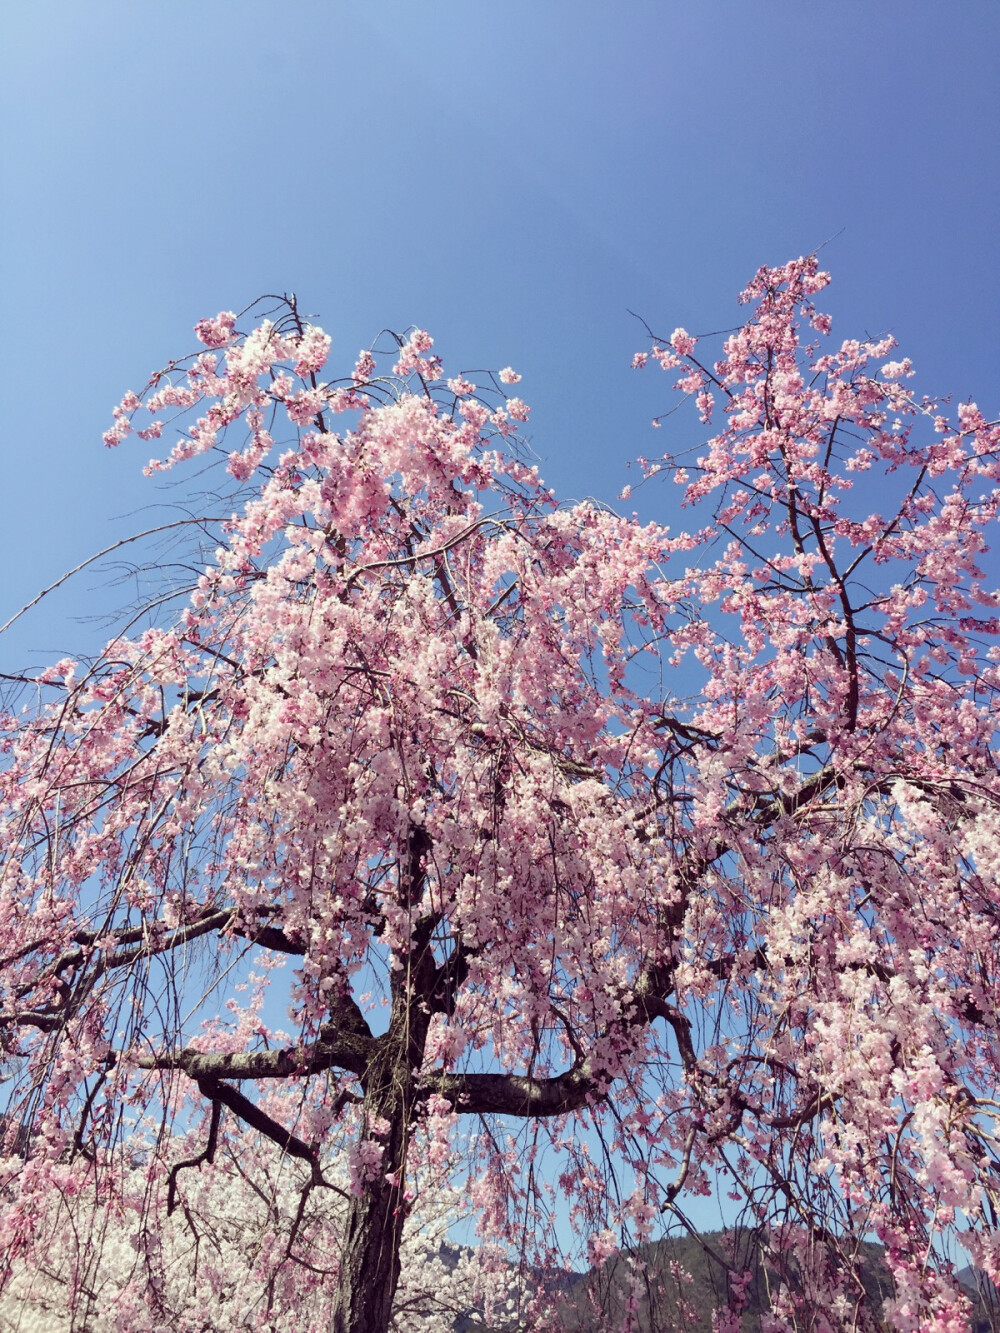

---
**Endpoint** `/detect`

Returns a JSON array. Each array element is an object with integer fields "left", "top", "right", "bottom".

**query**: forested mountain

[{"left": 457, "top": 1232, "right": 999, "bottom": 1333}]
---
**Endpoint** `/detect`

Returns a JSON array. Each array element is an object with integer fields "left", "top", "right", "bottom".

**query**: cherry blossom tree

[
  {"left": 1, "top": 260, "right": 999, "bottom": 1333},
  {"left": 0, "top": 1104, "right": 491, "bottom": 1332}
]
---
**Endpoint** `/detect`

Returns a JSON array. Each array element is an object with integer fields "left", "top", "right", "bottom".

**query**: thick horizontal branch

[
  {"left": 71, "top": 907, "right": 229, "bottom": 954},
  {"left": 0, "top": 1009, "right": 61, "bottom": 1033},
  {"left": 237, "top": 921, "right": 306, "bottom": 955},
  {"left": 134, "top": 993, "right": 377, "bottom": 1081},
  {"left": 97, "top": 908, "right": 234, "bottom": 970},
  {"left": 137, "top": 1045, "right": 334, "bottom": 1079},
  {"left": 428, "top": 1066, "right": 596, "bottom": 1117},
  {"left": 12, "top": 908, "right": 233, "bottom": 1004}
]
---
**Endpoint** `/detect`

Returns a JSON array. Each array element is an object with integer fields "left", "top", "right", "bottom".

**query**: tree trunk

[
  {"left": 331, "top": 1157, "right": 408, "bottom": 1333},
  {"left": 330, "top": 1002, "right": 430, "bottom": 1333}
]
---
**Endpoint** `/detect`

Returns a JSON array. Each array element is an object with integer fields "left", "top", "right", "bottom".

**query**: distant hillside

[{"left": 456, "top": 1231, "right": 1000, "bottom": 1332}]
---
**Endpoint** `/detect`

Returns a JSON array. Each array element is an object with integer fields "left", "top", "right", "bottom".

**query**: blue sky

[{"left": 3, "top": 1, "right": 999, "bottom": 663}]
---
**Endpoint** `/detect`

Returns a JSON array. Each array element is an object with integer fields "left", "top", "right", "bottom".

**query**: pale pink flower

[
  {"left": 670, "top": 327, "right": 696, "bottom": 356},
  {"left": 194, "top": 310, "right": 237, "bottom": 349}
]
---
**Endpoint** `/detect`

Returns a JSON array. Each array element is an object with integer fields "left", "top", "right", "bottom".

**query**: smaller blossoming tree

[{"left": 0, "top": 1100, "right": 491, "bottom": 1332}]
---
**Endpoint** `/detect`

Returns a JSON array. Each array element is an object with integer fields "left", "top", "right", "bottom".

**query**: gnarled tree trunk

[
  {"left": 331, "top": 1152, "right": 407, "bottom": 1333},
  {"left": 331, "top": 1003, "right": 430, "bottom": 1333}
]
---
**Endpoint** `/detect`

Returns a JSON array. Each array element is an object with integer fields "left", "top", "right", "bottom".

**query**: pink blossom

[
  {"left": 670, "top": 326, "right": 696, "bottom": 356},
  {"left": 194, "top": 310, "right": 237, "bottom": 349},
  {"left": 352, "top": 348, "right": 376, "bottom": 383}
]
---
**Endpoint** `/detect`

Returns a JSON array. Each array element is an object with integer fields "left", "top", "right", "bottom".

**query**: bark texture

[{"left": 330, "top": 998, "right": 430, "bottom": 1333}]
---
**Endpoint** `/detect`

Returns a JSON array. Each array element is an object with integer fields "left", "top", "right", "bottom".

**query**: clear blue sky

[{"left": 2, "top": 0, "right": 999, "bottom": 662}]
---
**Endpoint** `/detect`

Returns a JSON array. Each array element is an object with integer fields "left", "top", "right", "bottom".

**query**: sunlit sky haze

[{"left": 2, "top": 1, "right": 998, "bottom": 661}]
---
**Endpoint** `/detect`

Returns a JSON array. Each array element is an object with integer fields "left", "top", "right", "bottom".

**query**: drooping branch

[
  {"left": 8, "top": 906, "right": 308, "bottom": 1035},
  {"left": 194, "top": 1075, "right": 327, "bottom": 1184},
  {"left": 27, "top": 905, "right": 304, "bottom": 996},
  {"left": 167, "top": 1097, "right": 221, "bottom": 1215}
]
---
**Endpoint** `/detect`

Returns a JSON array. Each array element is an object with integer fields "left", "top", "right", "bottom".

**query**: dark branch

[
  {"left": 429, "top": 1066, "right": 596, "bottom": 1117},
  {"left": 135, "top": 993, "right": 377, "bottom": 1082},
  {"left": 194, "top": 1075, "right": 326, "bottom": 1184},
  {"left": 167, "top": 1097, "right": 221, "bottom": 1215}
]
